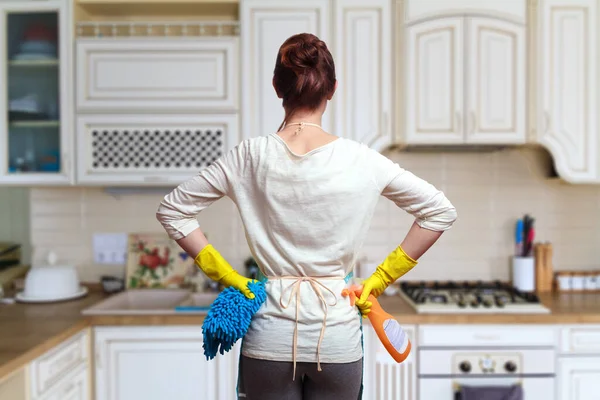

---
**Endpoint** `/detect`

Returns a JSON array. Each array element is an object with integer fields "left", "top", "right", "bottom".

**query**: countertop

[{"left": 2, "top": 290, "right": 600, "bottom": 381}]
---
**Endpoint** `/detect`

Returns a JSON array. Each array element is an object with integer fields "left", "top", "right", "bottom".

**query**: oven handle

[{"left": 453, "top": 381, "right": 522, "bottom": 400}]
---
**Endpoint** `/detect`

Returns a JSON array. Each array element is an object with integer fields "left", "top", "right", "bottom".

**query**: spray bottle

[{"left": 342, "top": 285, "right": 411, "bottom": 363}]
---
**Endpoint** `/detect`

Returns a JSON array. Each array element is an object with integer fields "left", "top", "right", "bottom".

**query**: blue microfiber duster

[{"left": 202, "top": 281, "right": 267, "bottom": 360}]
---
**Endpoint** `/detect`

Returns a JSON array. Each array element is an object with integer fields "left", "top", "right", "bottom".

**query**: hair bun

[{"left": 280, "top": 38, "right": 320, "bottom": 72}]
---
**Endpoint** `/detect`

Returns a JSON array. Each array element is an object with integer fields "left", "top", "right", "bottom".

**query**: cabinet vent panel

[{"left": 89, "top": 127, "right": 224, "bottom": 172}]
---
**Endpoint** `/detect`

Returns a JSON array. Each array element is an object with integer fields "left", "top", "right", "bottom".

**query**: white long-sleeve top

[{"left": 157, "top": 134, "right": 457, "bottom": 364}]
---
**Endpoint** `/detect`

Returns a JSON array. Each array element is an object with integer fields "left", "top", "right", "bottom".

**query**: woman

[{"left": 157, "top": 33, "right": 456, "bottom": 400}]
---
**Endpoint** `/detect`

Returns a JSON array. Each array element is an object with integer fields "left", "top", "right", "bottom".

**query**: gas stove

[{"left": 399, "top": 281, "right": 550, "bottom": 314}]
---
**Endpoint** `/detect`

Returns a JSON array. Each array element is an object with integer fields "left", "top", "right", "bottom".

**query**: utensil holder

[{"left": 512, "top": 256, "right": 535, "bottom": 292}]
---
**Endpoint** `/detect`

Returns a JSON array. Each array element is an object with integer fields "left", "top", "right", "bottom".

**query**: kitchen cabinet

[
  {"left": 75, "top": 114, "right": 238, "bottom": 185},
  {"left": 240, "top": 0, "right": 393, "bottom": 151},
  {"left": 537, "top": 0, "right": 598, "bottom": 183},
  {"left": 94, "top": 326, "right": 238, "bottom": 400},
  {"left": 404, "top": 13, "right": 525, "bottom": 145},
  {"left": 74, "top": 33, "right": 240, "bottom": 186},
  {"left": 557, "top": 326, "right": 600, "bottom": 399},
  {"left": 557, "top": 358, "right": 600, "bottom": 400},
  {"left": 362, "top": 324, "right": 417, "bottom": 400},
  {"left": 76, "top": 38, "right": 238, "bottom": 112},
  {"left": 0, "top": 0, "right": 73, "bottom": 185},
  {"left": 30, "top": 329, "right": 90, "bottom": 400}
]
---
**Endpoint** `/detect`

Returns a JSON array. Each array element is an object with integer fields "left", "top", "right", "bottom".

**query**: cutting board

[{"left": 125, "top": 233, "right": 195, "bottom": 289}]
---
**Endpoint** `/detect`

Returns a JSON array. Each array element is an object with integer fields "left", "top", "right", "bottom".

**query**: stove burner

[{"left": 398, "top": 280, "right": 549, "bottom": 314}]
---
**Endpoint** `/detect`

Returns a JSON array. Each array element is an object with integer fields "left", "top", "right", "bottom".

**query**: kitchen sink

[{"left": 81, "top": 289, "right": 217, "bottom": 315}]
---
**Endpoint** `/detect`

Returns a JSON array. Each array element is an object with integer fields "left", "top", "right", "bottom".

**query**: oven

[{"left": 419, "top": 348, "right": 555, "bottom": 399}]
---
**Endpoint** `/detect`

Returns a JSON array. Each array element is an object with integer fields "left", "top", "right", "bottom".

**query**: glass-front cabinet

[{"left": 0, "top": 1, "right": 71, "bottom": 184}]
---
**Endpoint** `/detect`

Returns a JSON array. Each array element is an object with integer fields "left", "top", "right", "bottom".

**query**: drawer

[
  {"left": 560, "top": 326, "right": 600, "bottom": 354},
  {"left": 76, "top": 37, "right": 238, "bottom": 111},
  {"left": 40, "top": 364, "right": 89, "bottom": 400},
  {"left": 419, "top": 325, "right": 556, "bottom": 347},
  {"left": 30, "top": 330, "right": 89, "bottom": 399}
]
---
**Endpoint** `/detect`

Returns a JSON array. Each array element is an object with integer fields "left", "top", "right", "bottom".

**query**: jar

[
  {"left": 571, "top": 273, "right": 585, "bottom": 291},
  {"left": 584, "top": 272, "right": 597, "bottom": 290},
  {"left": 557, "top": 273, "right": 572, "bottom": 291}
]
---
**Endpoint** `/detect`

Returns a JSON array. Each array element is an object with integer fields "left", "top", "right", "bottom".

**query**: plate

[{"left": 15, "top": 286, "right": 88, "bottom": 303}]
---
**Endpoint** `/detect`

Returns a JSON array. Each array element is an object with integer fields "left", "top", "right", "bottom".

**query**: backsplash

[{"left": 29, "top": 148, "right": 600, "bottom": 283}]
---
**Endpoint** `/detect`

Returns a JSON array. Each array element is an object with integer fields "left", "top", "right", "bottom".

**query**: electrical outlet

[{"left": 93, "top": 233, "right": 128, "bottom": 265}]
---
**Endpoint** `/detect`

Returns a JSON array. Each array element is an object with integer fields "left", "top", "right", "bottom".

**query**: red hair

[{"left": 273, "top": 33, "right": 336, "bottom": 130}]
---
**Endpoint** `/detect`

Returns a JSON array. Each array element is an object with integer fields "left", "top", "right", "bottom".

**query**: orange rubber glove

[
  {"left": 356, "top": 246, "right": 417, "bottom": 315},
  {"left": 194, "top": 244, "right": 256, "bottom": 299}
]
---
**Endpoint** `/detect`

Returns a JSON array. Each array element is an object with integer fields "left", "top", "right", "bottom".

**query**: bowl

[{"left": 23, "top": 265, "right": 82, "bottom": 300}]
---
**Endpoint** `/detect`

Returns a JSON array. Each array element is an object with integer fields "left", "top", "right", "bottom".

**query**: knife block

[{"left": 534, "top": 243, "right": 554, "bottom": 293}]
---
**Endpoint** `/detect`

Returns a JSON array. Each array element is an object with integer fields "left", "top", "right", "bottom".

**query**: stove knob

[
  {"left": 459, "top": 361, "right": 471, "bottom": 373},
  {"left": 482, "top": 299, "right": 493, "bottom": 308},
  {"left": 458, "top": 299, "right": 467, "bottom": 308},
  {"left": 504, "top": 361, "right": 517, "bottom": 373},
  {"left": 470, "top": 300, "right": 480, "bottom": 308}
]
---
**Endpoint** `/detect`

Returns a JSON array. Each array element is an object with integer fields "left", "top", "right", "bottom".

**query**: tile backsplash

[{"left": 30, "top": 148, "right": 600, "bottom": 283}]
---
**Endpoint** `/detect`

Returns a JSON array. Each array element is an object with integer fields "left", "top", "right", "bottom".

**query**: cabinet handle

[
  {"left": 470, "top": 111, "right": 477, "bottom": 134},
  {"left": 544, "top": 110, "right": 551, "bottom": 133},
  {"left": 455, "top": 111, "right": 461, "bottom": 133},
  {"left": 143, "top": 176, "right": 168, "bottom": 183}
]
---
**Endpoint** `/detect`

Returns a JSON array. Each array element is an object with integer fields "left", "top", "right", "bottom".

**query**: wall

[
  {"left": 29, "top": 148, "right": 600, "bottom": 283},
  {"left": 0, "top": 187, "right": 30, "bottom": 264}
]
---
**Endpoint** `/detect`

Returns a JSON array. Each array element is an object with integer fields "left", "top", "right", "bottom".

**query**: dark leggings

[{"left": 239, "top": 356, "right": 363, "bottom": 400}]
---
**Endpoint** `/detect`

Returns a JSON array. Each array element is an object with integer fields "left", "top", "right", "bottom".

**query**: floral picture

[{"left": 126, "top": 233, "right": 195, "bottom": 289}]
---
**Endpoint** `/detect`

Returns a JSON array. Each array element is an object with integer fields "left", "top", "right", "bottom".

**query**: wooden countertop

[
  {"left": 2, "top": 290, "right": 600, "bottom": 381},
  {"left": 0, "top": 291, "right": 108, "bottom": 380}
]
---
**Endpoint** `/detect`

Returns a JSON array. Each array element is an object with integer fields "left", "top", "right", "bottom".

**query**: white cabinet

[
  {"left": 241, "top": 0, "right": 331, "bottom": 138},
  {"left": 94, "top": 326, "right": 237, "bottom": 400},
  {"left": 362, "top": 324, "right": 416, "bottom": 400},
  {"left": 75, "top": 35, "right": 240, "bottom": 186},
  {"left": 405, "top": 15, "right": 525, "bottom": 145},
  {"left": 241, "top": 0, "right": 393, "bottom": 150},
  {"left": 537, "top": 0, "right": 598, "bottom": 183},
  {"left": 39, "top": 364, "right": 89, "bottom": 400},
  {"left": 76, "top": 38, "right": 238, "bottom": 112},
  {"left": 466, "top": 17, "right": 525, "bottom": 144},
  {"left": 0, "top": 0, "right": 73, "bottom": 185},
  {"left": 30, "top": 329, "right": 90, "bottom": 400},
  {"left": 405, "top": 17, "right": 464, "bottom": 144},
  {"left": 75, "top": 114, "right": 238, "bottom": 185},
  {"left": 558, "top": 358, "right": 600, "bottom": 400},
  {"left": 333, "top": 0, "right": 392, "bottom": 149}
]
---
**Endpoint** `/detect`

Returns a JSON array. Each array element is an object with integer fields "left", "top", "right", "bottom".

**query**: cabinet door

[
  {"left": 558, "top": 357, "right": 600, "bottom": 400},
  {"left": 95, "top": 327, "right": 217, "bottom": 400},
  {"left": 333, "top": 0, "right": 392, "bottom": 150},
  {"left": 0, "top": 0, "right": 73, "bottom": 184},
  {"left": 406, "top": 18, "right": 464, "bottom": 144},
  {"left": 539, "top": 0, "right": 597, "bottom": 182},
  {"left": 76, "top": 114, "right": 238, "bottom": 186},
  {"left": 241, "top": 0, "right": 331, "bottom": 139},
  {"left": 465, "top": 17, "right": 525, "bottom": 144},
  {"left": 76, "top": 38, "right": 238, "bottom": 112}
]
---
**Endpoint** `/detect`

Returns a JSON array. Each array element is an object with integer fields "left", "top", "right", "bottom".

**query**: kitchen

[{"left": 1, "top": 0, "right": 600, "bottom": 399}]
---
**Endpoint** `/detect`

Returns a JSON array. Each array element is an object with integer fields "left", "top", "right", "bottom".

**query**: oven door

[{"left": 419, "top": 377, "right": 554, "bottom": 400}]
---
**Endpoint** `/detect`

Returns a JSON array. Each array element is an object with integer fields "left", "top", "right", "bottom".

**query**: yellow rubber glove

[
  {"left": 356, "top": 246, "right": 417, "bottom": 314},
  {"left": 195, "top": 244, "right": 256, "bottom": 299}
]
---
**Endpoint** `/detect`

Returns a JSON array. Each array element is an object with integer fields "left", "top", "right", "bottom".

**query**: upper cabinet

[
  {"left": 76, "top": 38, "right": 238, "bottom": 112},
  {"left": 241, "top": 0, "right": 393, "bottom": 151},
  {"left": 0, "top": 0, "right": 73, "bottom": 185},
  {"left": 74, "top": 26, "right": 240, "bottom": 186},
  {"left": 537, "top": 0, "right": 598, "bottom": 183},
  {"left": 403, "top": 0, "right": 526, "bottom": 145}
]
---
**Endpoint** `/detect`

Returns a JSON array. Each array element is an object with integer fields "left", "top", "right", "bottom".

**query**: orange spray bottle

[{"left": 342, "top": 285, "right": 411, "bottom": 363}]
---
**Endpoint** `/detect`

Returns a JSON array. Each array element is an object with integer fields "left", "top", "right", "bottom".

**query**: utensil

[{"left": 515, "top": 219, "right": 524, "bottom": 256}]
